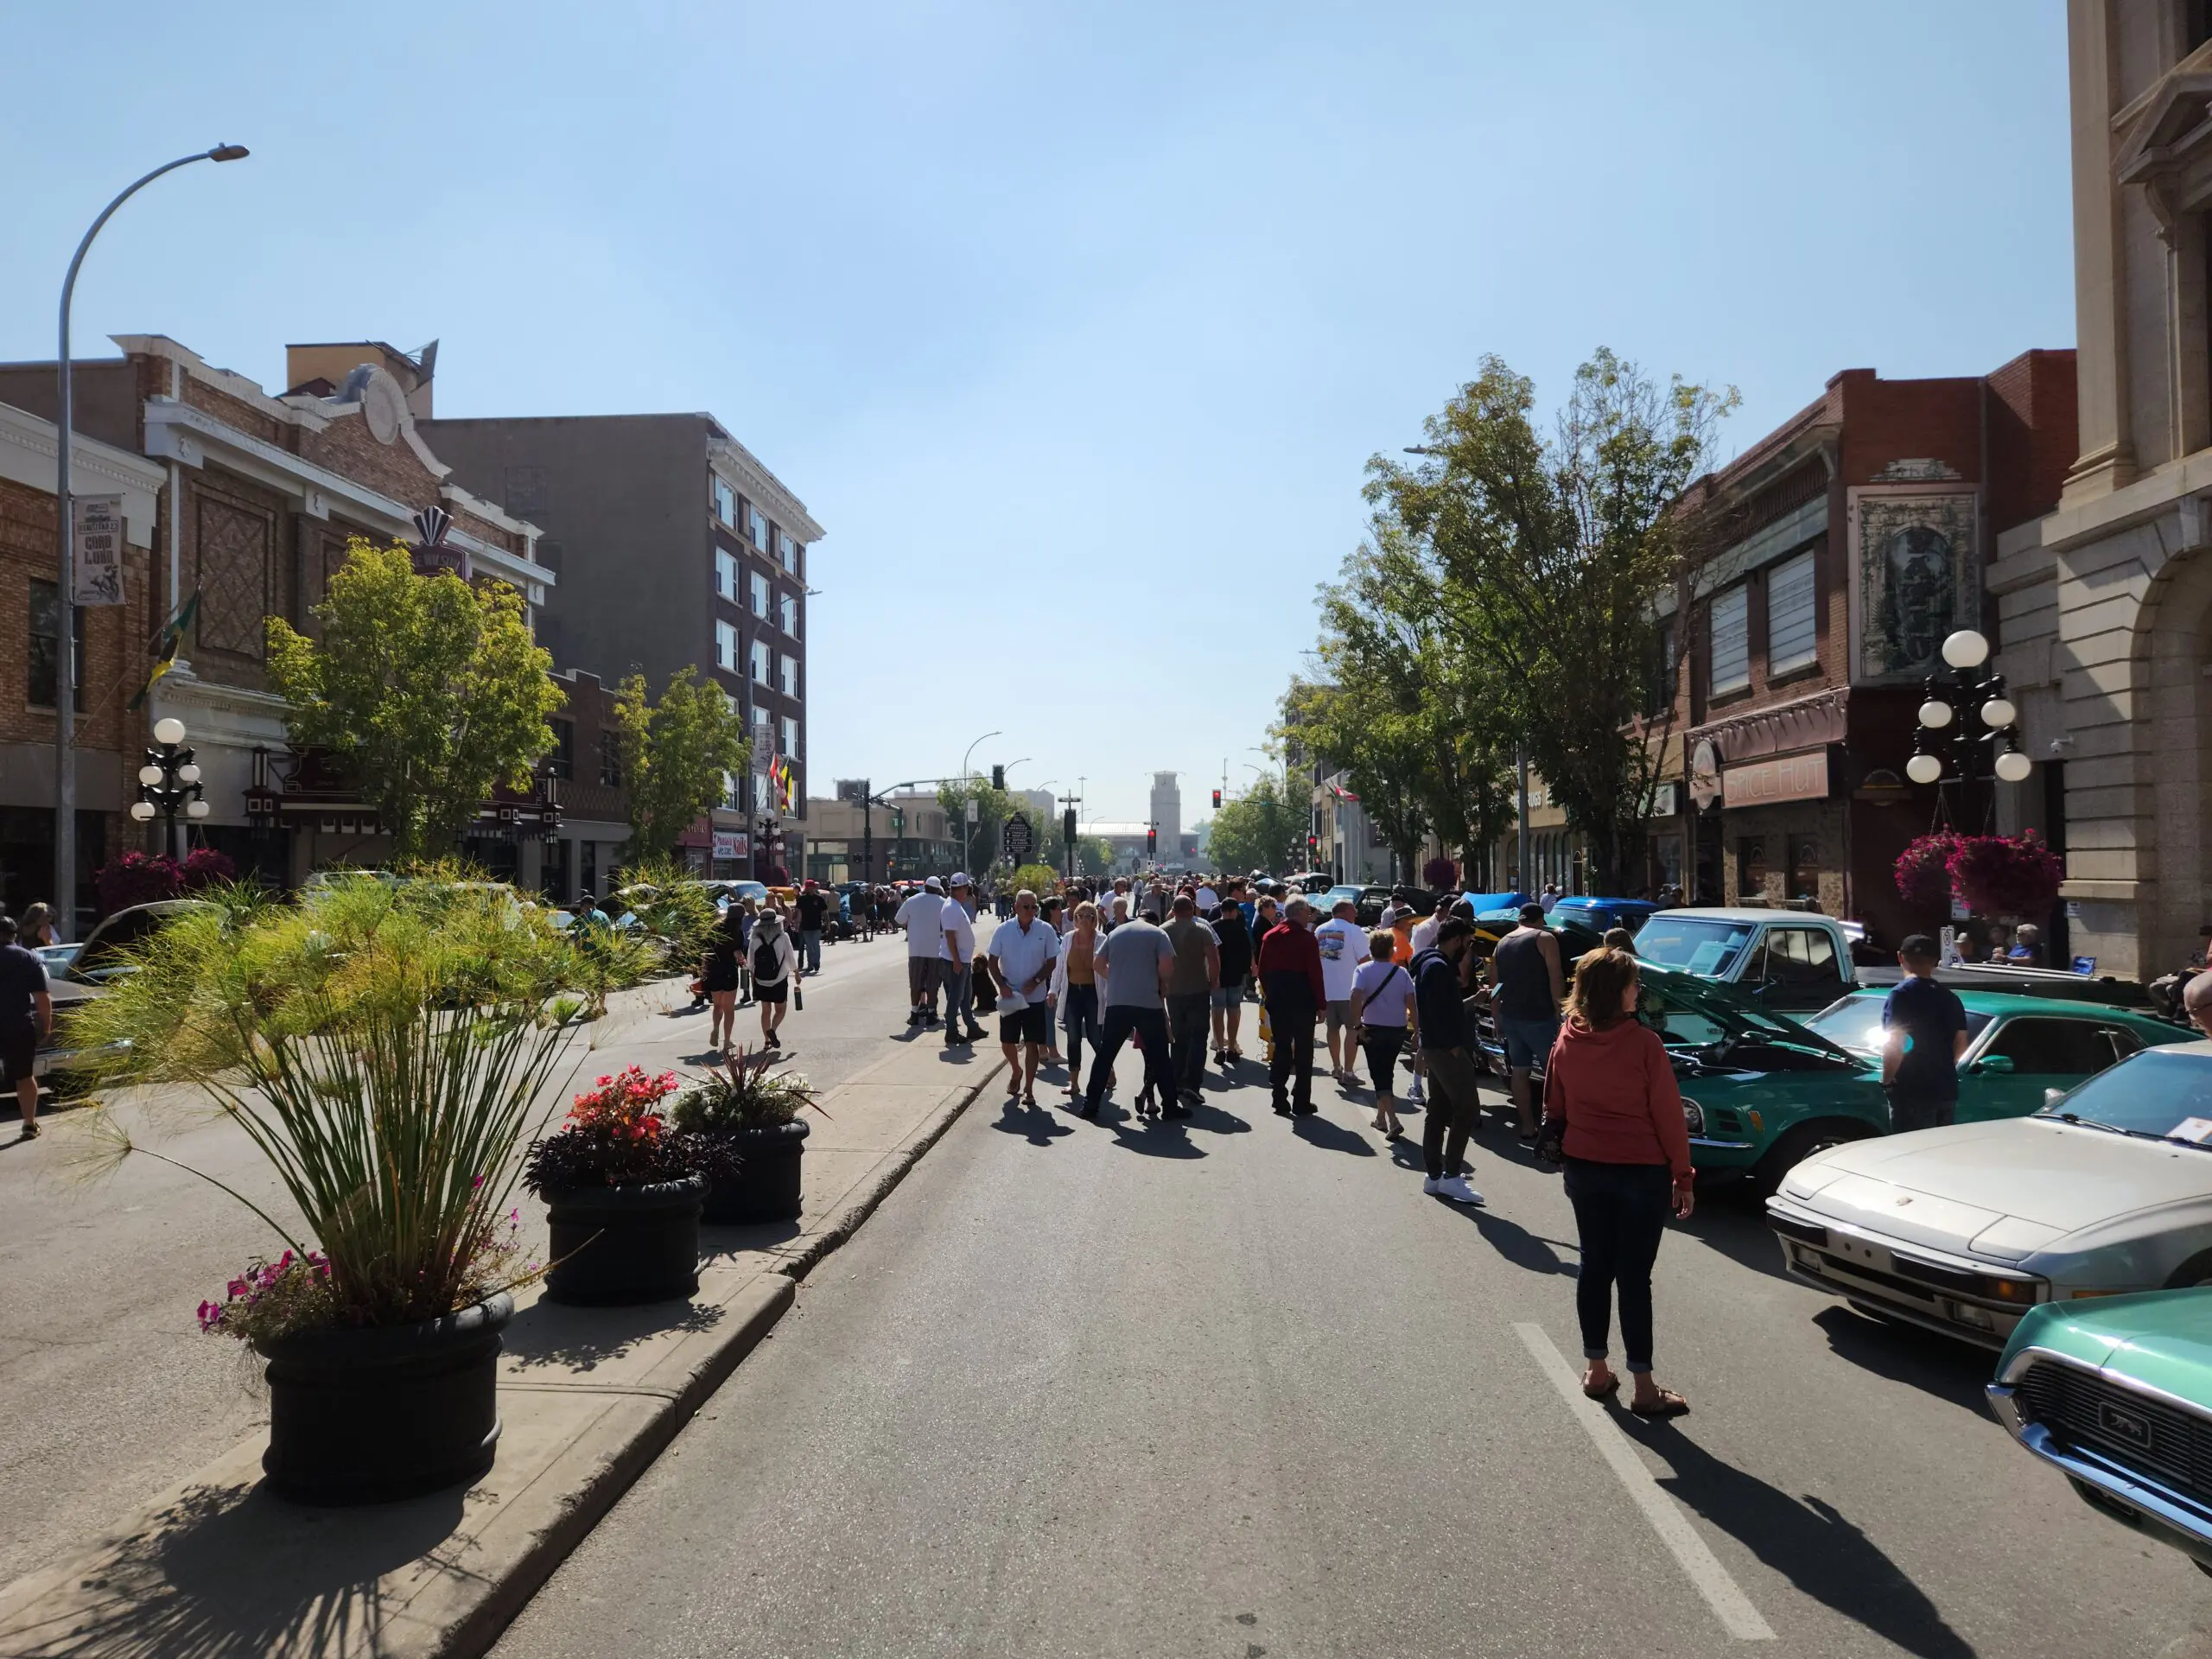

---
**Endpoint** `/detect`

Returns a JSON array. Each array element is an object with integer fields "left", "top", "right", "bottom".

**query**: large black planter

[
  {"left": 257, "top": 1292, "right": 513, "bottom": 1505},
  {"left": 702, "top": 1119, "right": 810, "bottom": 1224},
  {"left": 543, "top": 1173, "right": 708, "bottom": 1305}
]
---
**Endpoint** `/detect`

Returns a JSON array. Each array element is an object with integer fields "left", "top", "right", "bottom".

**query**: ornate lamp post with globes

[
  {"left": 1906, "top": 629, "right": 2033, "bottom": 832},
  {"left": 130, "top": 716, "right": 210, "bottom": 856}
]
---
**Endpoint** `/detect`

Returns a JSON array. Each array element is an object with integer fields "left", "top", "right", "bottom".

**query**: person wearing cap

[
  {"left": 1255, "top": 897, "right": 1326, "bottom": 1116},
  {"left": 795, "top": 879, "right": 830, "bottom": 976},
  {"left": 1881, "top": 934, "right": 1971, "bottom": 1133},
  {"left": 1081, "top": 898, "right": 1178, "bottom": 1121},
  {"left": 895, "top": 878, "right": 948, "bottom": 1027},
  {"left": 940, "top": 874, "right": 987, "bottom": 1047},
  {"left": 0, "top": 914, "right": 51, "bottom": 1139},
  {"left": 1485, "top": 901, "right": 1565, "bottom": 1140},
  {"left": 989, "top": 889, "right": 1060, "bottom": 1107},
  {"left": 1313, "top": 898, "right": 1370, "bottom": 1087},
  {"left": 1162, "top": 892, "right": 1220, "bottom": 1109}
]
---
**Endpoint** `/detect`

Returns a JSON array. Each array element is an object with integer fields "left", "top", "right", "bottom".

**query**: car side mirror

[
  {"left": 1973, "top": 1054, "right": 2015, "bottom": 1075},
  {"left": 2043, "top": 1086, "right": 2068, "bottom": 1109}
]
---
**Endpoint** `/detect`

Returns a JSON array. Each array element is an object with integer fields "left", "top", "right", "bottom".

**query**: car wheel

[{"left": 1750, "top": 1121, "right": 1872, "bottom": 1201}]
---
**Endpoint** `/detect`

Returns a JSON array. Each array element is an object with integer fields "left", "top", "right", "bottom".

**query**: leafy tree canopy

[{"left": 615, "top": 668, "right": 751, "bottom": 861}]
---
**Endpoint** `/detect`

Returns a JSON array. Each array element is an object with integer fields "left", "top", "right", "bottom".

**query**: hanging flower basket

[
  {"left": 1892, "top": 833, "right": 1960, "bottom": 910},
  {"left": 1948, "top": 830, "right": 2064, "bottom": 919},
  {"left": 1422, "top": 855, "right": 1459, "bottom": 891}
]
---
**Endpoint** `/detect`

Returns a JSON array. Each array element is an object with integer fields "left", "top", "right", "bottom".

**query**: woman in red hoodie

[{"left": 1541, "top": 948, "right": 1694, "bottom": 1417}]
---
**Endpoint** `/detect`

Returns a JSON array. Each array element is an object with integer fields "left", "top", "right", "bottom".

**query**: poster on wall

[
  {"left": 71, "top": 495, "right": 125, "bottom": 606},
  {"left": 1853, "top": 493, "right": 1979, "bottom": 683}
]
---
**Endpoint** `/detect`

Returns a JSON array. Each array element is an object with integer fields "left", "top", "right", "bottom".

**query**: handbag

[{"left": 1532, "top": 1116, "right": 1567, "bottom": 1174}]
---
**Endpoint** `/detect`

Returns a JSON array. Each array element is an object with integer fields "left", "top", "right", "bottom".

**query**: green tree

[
  {"left": 1207, "top": 773, "right": 1303, "bottom": 874},
  {"left": 613, "top": 667, "right": 751, "bottom": 860},
  {"left": 1367, "top": 351, "right": 1732, "bottom": 891},
  {"left": 938, "top": 777, "right": 1015, "bottom": 874},
  {"left": 267, "top": 538, "right": 563, "bottom": 861}
]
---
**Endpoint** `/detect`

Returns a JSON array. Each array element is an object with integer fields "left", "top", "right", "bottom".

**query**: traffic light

[
  {"left": 1211, "top": 789, "right": 1222, "bottom": 809},
  {"left": 1147, "top": 827, "right": 1158, "bottom": 858},
  {"left": 991, "top": 765, "right": 1005, "bottom": 790},
  {"left": 891, "top": 808, "right": 905, "bottom": 836},
  {"left": 1307, "top": 834, "right": 1319, "bottom": 855},
  {"left": 1062, "top": 806, "right": 1077, "bottom": 843}
]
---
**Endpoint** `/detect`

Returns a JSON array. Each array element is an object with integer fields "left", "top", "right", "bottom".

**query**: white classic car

[{"left": 1765, "top": 1040, "right": 2212, "bottom": 1347}]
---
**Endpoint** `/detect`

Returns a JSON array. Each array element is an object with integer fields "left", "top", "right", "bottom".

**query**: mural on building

[{"left": 1854, "top": 493, "right": 1978, "bottom": 682}]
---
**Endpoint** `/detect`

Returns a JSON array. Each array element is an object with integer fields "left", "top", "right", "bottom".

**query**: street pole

[
  {"left": 1516, "top": 742, "right": 1530, "bottom": 899},
  {"left": 960, "top": 730, "right": 1001, "bottom": 781},
  {"left": 53, "top": 143, "right": 249, "bottom": 938},
  {"left": 861, "top": 778, "right": 873, "bottom": 883}
]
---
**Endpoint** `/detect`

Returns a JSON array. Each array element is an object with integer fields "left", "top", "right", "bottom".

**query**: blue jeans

[
  {"left": 1062, "top": 983, "right": 1103, "bottom": 1084},
  {"left": 802, "top": 930, "right": 823, "bottom": 974},
  {"left": 1563, "top": 1159, "right": 1672, "bottom": 1374},
  {"left": 942, "top": 963, "right": 975, "bottom": 1030}
]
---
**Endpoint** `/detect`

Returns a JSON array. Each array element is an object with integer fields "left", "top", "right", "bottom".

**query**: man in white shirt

[
  {"left": 940, "top": 874, "right": 984, "bottom": 1047},
  {"left": 1313, "top": 898, "right": 1370, "bottom": 1085},
  {"left": 895, "top": 878, "right": 948, "bottom": 1027},
  {"left": 1195, "top": 881, "right": 1220, "bottom": 918},
  {"left": 989, "top": 887, "right": 1061, "bottom": 1104}
]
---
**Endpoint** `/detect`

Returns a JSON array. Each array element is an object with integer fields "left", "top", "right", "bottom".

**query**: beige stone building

[{"left": 1995, "top": 4, "right": 2212, "bottom": 978}]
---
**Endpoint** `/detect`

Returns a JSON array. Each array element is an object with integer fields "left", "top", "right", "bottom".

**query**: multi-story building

[
  {"left": 0, "top": 401, "right": 166, "bottom": 925},
  {"left": 418, "top": 405, "right": 823, "bottom": 884},
  {"left": 0, "top": 335, "right": 552, "bottom": 907},
  {"left": 803, "top": 789, "right": 958, "bottom": 882},
  {"left": 1992, "top": 5, "right": 2212, "bottom": 980},
  {"left": 543, "top": 668, "right": 632, "bottom": 902},
  {"left": 1659, "top": 353, "right": 2075, "bottom": 947},
  {"left": 1147, "top": 772, "right": 1181, "bottom": 863}
]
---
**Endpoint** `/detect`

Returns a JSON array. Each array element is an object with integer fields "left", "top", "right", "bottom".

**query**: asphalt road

[
  {"left": 0, "top": 925, "right": 919, "bottom": 1591},
  {"left": 492, "top": 1014, "right": 2212, "bottom": 1658}
]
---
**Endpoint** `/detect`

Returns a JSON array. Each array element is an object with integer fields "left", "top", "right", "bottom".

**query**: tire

[{"left": 1751, "top": 1119, "right": 1873, "bottom": 1201}]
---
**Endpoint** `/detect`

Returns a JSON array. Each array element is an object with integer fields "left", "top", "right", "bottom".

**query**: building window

[
  {"left": 715, "top": 548, "right": 737, "bottom": 601},
  {"left": 780, "top": 592, "right": 799, "bottom": 637},
  {"left": 1766, "top": 549, "right": 1817, "bottom": 675},
  {"left": 779, "top": 652, "right": 798, "bottom": 697},
  {"left": 1785, "top": 834, "right": 1820, "bottom": 906},
  {"left": 779, "top": 530, "right": 798, "bottom": 574},
  {"left": 782, "top": 715, "right": 799, "bottom": 760},
  {"left": 749, "top": 571, "right": 770, "bottom": 617},
  {"left": 1709, "top": 584, "right": 1750, "bottom": 695},
  {"left": 714, "top": 479, "right": 736, "bottom": 527},
  {"left": 722, "top": 770, "right": 743, "bottom": 810},
  {"left": 548, "top": 718, "right": 575, "bottom": 780},
  {"left": 748, "top": 503, "right": 769, "bottom": 552},
  {"left": 750, "top": 639, "right": 771, "bottom": 684},
  {"left": 27, "top": 580, "right": 85, "bottom": 711},
  {"left": 715, "top": 620, "right": 738, "bottom": 671},
  {"left": 600, "top": 729, "right": 623, "bottom": 787}
]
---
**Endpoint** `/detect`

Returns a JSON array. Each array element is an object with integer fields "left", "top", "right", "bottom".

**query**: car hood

[
  {"left": 2008, "top": 1289, "right": 2212, "bottom": 1401},
  {"left": 1788, "top": 1119, "right": 2212, "bottom": 1253}
]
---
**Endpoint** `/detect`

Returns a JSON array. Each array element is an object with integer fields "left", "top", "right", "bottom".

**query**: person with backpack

[
  {"left": 1349, "top": 929, "right": 1418, "bottom": 1137},
  {"left": 750, "top": 909, "right": 798, "bottom": 1049},
  {"left": 701, "top": 907, "right": 747, "bottom": 1054}
]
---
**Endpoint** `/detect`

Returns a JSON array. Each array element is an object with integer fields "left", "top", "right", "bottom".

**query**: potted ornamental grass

[
  {"left": 67, "top": 873, "right": 598, "bottom": 1504},
  {"left": 524, "top": 1066, "right": 738, "bottom": 1305},
  {"left": 671, "top": 1048, "right": 822, "bottom": 1225}
]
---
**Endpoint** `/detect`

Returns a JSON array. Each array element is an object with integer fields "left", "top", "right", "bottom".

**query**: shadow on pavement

[
  {"left": 1436, "top": 1200, "right": 1580, "bottom": 1275},
  {"left": 1109, "top": 1119, "right": 1206, "bottom": 1159},
  {"left": 3, "top": 1480, "right": 467, "bottom": 1659},
  {"left": 1808, "top": 1305, "right": 1999, "bottom": 1415},
  {"left": 992, "top": 1100, "right": 1074, "bottom": 1146},
  {"left": 502, "top": 1294, "right": 726, "bottom": 1373},
  {"left": 1623, "top": 1417, "right": 1980, "bottom": 1659},
  {"left": 1290, "top": 1114, "right": 1376, "bottom": 1158},
  {"left": 1185, "top": 1100, "right": 1252, "bottom": 1135},
  {"left": 1672, "top": 1189, "right": 1796, "bottom": 1285}
]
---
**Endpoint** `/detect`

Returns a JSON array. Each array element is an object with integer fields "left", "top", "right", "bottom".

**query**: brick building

[
  {"left": 543, "top": 668, "right": 632, "bottom": 902},
  {"left": 0, "top": 403, "right": 166, "bottom": 925},
  {"left": 1660, "top": 353, "right": 2077, "bottom": 948},
  {"left": 0, "top": 336, "right": 553, "bottom": 895}
]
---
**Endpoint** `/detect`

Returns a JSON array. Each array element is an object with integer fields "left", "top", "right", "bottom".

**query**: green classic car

[
  {"left": 1991, "top": 1289, "right": 2212, "bottom": 1576},
  {"left": 1640, "top": 974, "right": 2190, "bottom": 1196}
]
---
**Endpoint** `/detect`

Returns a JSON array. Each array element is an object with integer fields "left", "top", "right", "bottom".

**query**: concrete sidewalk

[{"left": 0, "top": 1020, "right": 1004, "bottom": 1659}]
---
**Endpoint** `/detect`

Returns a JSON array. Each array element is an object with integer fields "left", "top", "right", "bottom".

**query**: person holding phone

[{"left": 1541, "top": 946, "right": 1694, "bottom": 1417}]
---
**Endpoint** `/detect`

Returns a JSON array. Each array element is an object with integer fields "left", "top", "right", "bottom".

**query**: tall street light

[
  {"left": 1907, "top": 628, "right": 2031, "bottom": 834},
  {"left": 54, "top": 143, "right": 250, "bottom": 937},
  {"left": 960, "top": 730, "right": 1001, "bottom": 780}
]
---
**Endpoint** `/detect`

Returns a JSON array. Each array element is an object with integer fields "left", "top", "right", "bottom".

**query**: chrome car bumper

[
  {"left": 1765, "top": 1198, "right": 2044, "bottom": 1349},
  {"left": 1687, "top": 1135, "right": 1755, "bottom": 1151},
  {"left": 1991, "top": 1351, "right": 2212, "bottom": 1569}
]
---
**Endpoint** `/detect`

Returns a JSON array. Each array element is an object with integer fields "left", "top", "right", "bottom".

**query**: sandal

[
  {"left": 1630, "top": 1389, "right": 1690, "bottom": 1418},
  {"left": 1582, "top": 1373, "right": 1620, "bottom": 1401},
  {"left": 1021, "top": 1092, "right": 1038, "bottom": 1108},
  {"left": 18, "top": 1122, "right": 39, "bottom": 1140}
]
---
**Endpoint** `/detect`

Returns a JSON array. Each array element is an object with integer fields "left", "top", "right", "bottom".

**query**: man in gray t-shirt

[{"left": 1081, "top": 916, "right": 1177, "bottom": 1120}]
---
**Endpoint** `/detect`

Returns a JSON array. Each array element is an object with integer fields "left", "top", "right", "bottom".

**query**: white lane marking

[{"left": 1513, "top": 1322, "right": 1776, "bottom": 1642}]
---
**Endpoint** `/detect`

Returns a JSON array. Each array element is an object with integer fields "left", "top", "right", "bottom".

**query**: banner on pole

[{"left": 72, "top": 495, "right": 125, "bottom": 606}]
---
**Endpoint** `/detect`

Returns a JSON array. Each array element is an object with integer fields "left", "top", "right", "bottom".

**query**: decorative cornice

[
  {"left": 111, "top": 334, "right": 324, "bottom": 430},
  {"left": 1688, "top": 684, "right": 1851, "bottom": 764},
  {"left": 709, "top": 430, "right": 825, "bottom": 543},
  {"left": 0, "top": 401, "right": 165, "bottom": 547}
]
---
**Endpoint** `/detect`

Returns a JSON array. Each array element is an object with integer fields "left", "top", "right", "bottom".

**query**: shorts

[
  {"left": 756, "top": 980, "right": 790, "bottom": 1006},
  {"left": 1210, "top": 983, "right": 1243, "bottom": 1010},
  {"left": 1361, "top": 1024, "right": 1409, "bottom": 1094},
  {"left": 907, "top": 957, "right": 940, "bottom": 1001},
  {"left": 0, "top": 1025, "right": 35, "bottom": 1085},
  {"left": 1501, "top": 1014, "right": 1561, "bottom": 1071},
  {"left": 1001, "top": 1001, "right": 1052, "bottom": 1046},
  {"left": 1325, "top": 999, "right": 1353, "bottom": 1037}
]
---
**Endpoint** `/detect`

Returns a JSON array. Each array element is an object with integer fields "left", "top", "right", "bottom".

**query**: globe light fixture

[
  {"left": 137, "top": 764, "right": 164, "bottom": 786},
  {"left": 1941, "top": 629, "right": 1991, "bottom": 670},
  {"left": 137, "top": 718, "right": 205, "bottom": 838},
  {"left": 1993, "top": 748, "right": 2033, "bottom": 785},
  {"left": 153, "top": 717, "right": 187, "bottom": 746},
  {"left": 129, "top": 801, "right": 156, "bottom": 822},
  {"left": 1980, "top": 696, "right": 2018, "bottom": 729},
  {"left": 185, "top": 798, "right": 211, "bottom": 819},
  {"left": 1918, "top": 699, "right": 1955, "bottom": 728},
  {"left": 1906, "top": 753, "right": 1944, "bottom": 785},
  {"left": 177, "top": 763, "right": 200, "bottom": 785}
]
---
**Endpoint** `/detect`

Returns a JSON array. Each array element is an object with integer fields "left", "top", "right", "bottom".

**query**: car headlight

[{"left": 1681, "top": 1096, "right": 1705, "bottom": 1136}]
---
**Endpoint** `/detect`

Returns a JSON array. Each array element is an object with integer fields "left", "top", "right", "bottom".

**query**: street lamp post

[
  {"left": 128, "top": 716, "right": 210, "bottom": 850},
  {"left": 55, "top": 143, "right": 249, "bottom": 938},
  {"left": 1908, "top": 629, "right": 2032, "bottom": 832},
  {"left": 960, "top": 730, "right": 1001, "bottom": 781}
]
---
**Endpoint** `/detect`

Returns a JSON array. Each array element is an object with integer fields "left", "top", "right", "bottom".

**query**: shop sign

[
  {"left": 1720, "top": 747, "right": 1830, "bottom": 808},
  {"left": 712, "top": 831, "right": 749, "bottom": 860},
  {"left": 72, "top": 495, "right": 125, "bottom": 606},
  {"left": 1688, "top": 741, "right": 1723, "bottom": 810}
]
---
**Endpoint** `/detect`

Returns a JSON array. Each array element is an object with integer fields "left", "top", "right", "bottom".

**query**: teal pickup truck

[
  {"left": 1637, "top": 972, "right": 2190, "bottom": 1196},
  {"left": 1991, "top": 1290, "right": 2212, "bottom": 1578}
]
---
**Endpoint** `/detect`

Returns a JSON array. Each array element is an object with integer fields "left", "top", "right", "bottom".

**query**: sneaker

[
  {"left": 1435, "top": 1175, "right": 1484, "bottom": 1206},
  {"left": 1273, "top": 1100, "right": 1293, "bottom": 1117},
  {"left": 1163, "top": 1101, "right": 1192, "bottom": 1120},
  {"left": 1422, "top": 1175, "right": 1446, "bottom": 1195},
  {"left": 1406, "top": 1078, "right": 1425, "bottom": 1103}
]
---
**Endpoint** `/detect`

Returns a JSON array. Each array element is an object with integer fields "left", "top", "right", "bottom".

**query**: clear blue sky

[{"left": 2, "top": 3, "right": 2072, "bottom": 825}]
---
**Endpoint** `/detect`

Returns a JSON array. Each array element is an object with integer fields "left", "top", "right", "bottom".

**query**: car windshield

[
  {"left": 1634, "top": 917, "right": 1759, "bottom": 976},
  {"left": 2040, "top": 1049, "right": 2212, "bottom": 1144},
  {"left": 1804, "top": 995, "right": 1993, "bottom": 1058},
  {"left": 1636, "top": 971, "right": 1843, "bottom": 1053}
]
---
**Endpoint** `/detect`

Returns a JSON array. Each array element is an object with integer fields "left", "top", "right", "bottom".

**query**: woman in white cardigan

[{"left": 750, "top": 910, "right": 798, "bottom": 1049}]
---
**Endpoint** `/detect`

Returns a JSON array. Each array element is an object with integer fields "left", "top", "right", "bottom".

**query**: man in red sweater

[{"left": 1256, "top": 898, "right": 1327, "bottom": 1116}]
